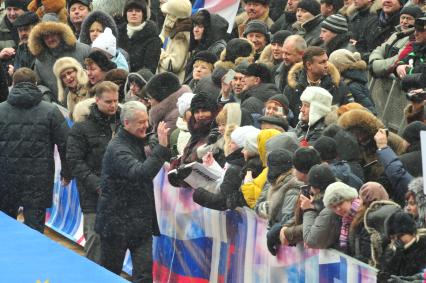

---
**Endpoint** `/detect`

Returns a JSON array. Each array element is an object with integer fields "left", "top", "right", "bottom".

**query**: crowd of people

[{"left": 0, "top": 0, "right": 426, "bottom": 282}]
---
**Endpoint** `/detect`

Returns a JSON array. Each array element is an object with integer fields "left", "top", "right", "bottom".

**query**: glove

[
  {"left": 387, "top": 274, "right": 424, "bottom": 283},
  {"left": 168, "top": 166, "right": 192, "bottom": 187},
  {"left": 266, "top": 224, "right": 282, "bottom": 256},
  {"left": 207, "top": 128, "right": 221, "bottom": 145}
]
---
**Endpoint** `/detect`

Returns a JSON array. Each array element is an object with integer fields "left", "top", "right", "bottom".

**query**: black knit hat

[
  {"left": 224, "top": 38, "right": 253, "bottom": 62},
  {"left": 320, "top": 0, "right": 344, "bottom": 12},
  {"left": 308, "top": 164, "right": 336, "bottom": 192},
  {"left": 144, "top": 72, "right": 181, "bottom": 102},
  {"left": 190, "top": 91, "right": 218, "bottom": 114},
  {"left": 13, "top": 11, "right": 39, "bottom": 27},
  {"left": 193, "top": 51, "right": 218, "bottom": 65},
  {"left": 242, "top": 63, "right": 272, "bottom": 83},
  {"left": 400, "top": 5, "right": 423, "bottom": 19},
  {"left": 386, "top": 211, "right": 417, "bottom": 237},
  {"left": 402, "top": 121, "right": 426, "bottom": 145},
  {"left": 313, "top": 136, "right": 337, "bottom": 162},
  {"left": 258, "top": 115, "right": 289, "bottom": 131},
  {"left": 320, "top": 14, "right": 348, "bottom": 34},
  {"left": 267, "top": 149, "right": 293, "bottom": 182},
  {"left": 5, "top": 0, "right": 30, "bottom": 10},
  {"left": 67, "top": 0, "right": 92, "bottom": 10},
  {"left": 297, "top": 0, "right": 321, "bottom": 16},
  {"left": 243, "top": 20, "right": 270, "bottom": 41},
  {"left": 123, "top": 0, "right": 148, "bottom": 21},
  {"left": 293, "top": 147, "right": 321, "bottom": 174},
  {"left": 86, "top": 50, "right": 117, "bottom": 72},
  {"left": 128, "top": 68, "right": 154, "bottom": 88},
  {"left": 271, "top": 30, "right": 292, "bottom": 45}
]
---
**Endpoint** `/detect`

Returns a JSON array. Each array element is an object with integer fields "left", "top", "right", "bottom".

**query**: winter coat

[
  {"left": 285, "top": 62, "right": 353, "bottom": 122},
  {"left": 274, "top": 62, "right": 292, "bottom": 93},
  {"left": 13, "top": 43, "right": 35, "bottom": 71},
  {"left": 239, "top": 83, "right": 279, "bottom": 115},
  {"left": 348, "top": 219, "right": 372, "bottom": 263},
  {"left": 66, "top": 85, "right": 91, "bottom": 120},
  {"left": 295, "top": 15, "right": 324, "bottom": 47},
  {"left": 149, "top": 85, "right": 190, "bottom": 140},
  {"left": 270, "top": 11, "right": 297, "bottom": 34},
  {"left": 303, "top": 206, "right": 341, "bottom": 249},
  {"left": 118, "top": 20, "right": 162, "bottom": 73},
  {"left": 394, "top": 41, "right": 426, "bottom": 75},
  {"left": 269, "top": 0, "right": 287, "bottom": 21},
  {"left": 369, "top": 26, "right": 412, "bottom": 77},
  {"left": 192, "top": 149, "right": 246, "bottom": 211},
  {"left": 330, "top": 160, "right": 364, "bottom": 189},
  {"left": 0, "top": 82, "right": 70, "bottom": 208},
  {"left": 323, "top": 33, "right": 357, "bottom": 56},
  {"left": 294, "top": 117, "right": 327, "bottom": 145},
  {"left": 66, "top": 103, "right": 120, "bottom": 213},
  {"left": 0, "top": 16, "right": 18, "bottom": 50},
  {"left": 95, "top": 127, "right": 171, "bottom": 239},
  {"left": 28, "top": 21, "right": 91, "bottom": 102},
  {"left": 0, "top": 63, "right": 8, "bottom": 103}
]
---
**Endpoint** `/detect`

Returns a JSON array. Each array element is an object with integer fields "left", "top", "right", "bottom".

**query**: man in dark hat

[
  {"left": 295, "top": 0, "right": 324, "bottom": 46},
  {"left": 0, "top": 0, "right": 28, "bottom": 51},
  {"left": 243, "top": 20, "right": 270, "bottom": 61},
  {"left": 67, "top": 0, "right": 92, "bottom": 37},
  {"left": 12, "top": 11, "right": 38, "bottom": 70}
]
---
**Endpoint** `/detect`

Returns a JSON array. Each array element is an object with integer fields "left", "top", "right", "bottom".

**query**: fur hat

[
  {"left": 231, "top": 125, "right": 260, "bottom": 148},
  {"left": 190, "top": 91, "right": 218, "bottom": 114},
  {"left": 271, "top": 30, "right": 292, "bottom": 45},
  {"left": 297, "top": 0, "right": 321, "bottom": 16},
  {"left": 300, "top": 86, "right": 333, "bottom": 126},
  {"left": 313, "top": 136, "right": 337, "bottom": 162},
  {"left": 359, "top": 182, "right": 389, "bottom": 206},
  {"left": 224, "top": 38, "right": 254, "bottom": 63},
  {"left": 323, "top": 181, "right": 358, "bottom": 207},
  {"left": 241, "top": 126, "right": 261, "bottom": 154},
  {"left": 265, "top": 132, "right": 299, "bottom": 153},
  {"left": 92, "top": 27, "right": 116, "bottom": 57},
  {"left": 123, "top": 0, "right": 148, "bottom": 21},
  {"left": 144, "top": 72, "right": 181, "bottom": 102},
  {"left": 242, "top": 63, "right": 272, "bottom": 83},
  {"left": 386, "top": 211, "right": 417, "bottom": 237},
  {"left": 402, "top": 121, "right": 426, "bottom": 146},
  {"left": 243, "top": 20, "right": 270, "bottom": 41},
  {"left": 258, "top": 115, "right": 289, "bottom": 131},
  {"left": 308, "top": 164, "right": 336, "bottom": 192},
  {"left": 336, "top": 102, "right": 365, "bottom": 116},
  {"left": 53, "top": 56, "right": 88, "bottom": 103},
  {"left": 13, "top": 11, "right": 39, "bottom": 27},
  {"left": 329, "top": 49, "right": 364, "bottom": 74},
  {"left": 67, "top": 0, "right": 92, "bottom": 10},
  {"left": 267, "top": 149, "right": 293, "bottom": 182},
  {"left": 193, "top": 51, "right": 218, "bottom": 65},
  {"left": 5, "top": 0, "right": 30, "bottom": 10},
  {"left": 292, "top": 147, "right": 321, "bottom": 174},
  {"left": 320, "top": 13, "right": 348, "bottom": 34},
  {"left": 400, "top": 5, "right": 423, "bottom": 19},
  {"left": 177, "top": 92, "right": 195, "bottom": 117},
  {"left": 86, "top": 50, "right": 116, "bottom": 71},
  {"left": 161, "top": 0, "right": 191, "bottom": 19}
]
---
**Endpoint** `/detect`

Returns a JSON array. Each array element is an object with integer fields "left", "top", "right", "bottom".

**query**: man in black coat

[
  {"left": 0, "top": 68, "right": 70, "bottom": 233},
  {"left": 66, "top": 81, "right": 120, "bottom": 263},
  {"left": 95, "top": 101, "right": 171, "bottom": 282}
]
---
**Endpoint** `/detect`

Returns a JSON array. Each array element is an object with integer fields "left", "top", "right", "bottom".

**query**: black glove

[
  {"left": 168, "top": 166, "right": 192, "bottom": 187},
  {"left": 207, "top": 128, "right": 221, "bottom": 145},
  {"left": 266, "top": 224, "right": 282, "bottom": 256}
]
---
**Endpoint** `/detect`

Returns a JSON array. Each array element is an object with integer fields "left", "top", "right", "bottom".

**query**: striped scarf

[{"left": 340, "top": 198, "right": 362, "bottom": 249}]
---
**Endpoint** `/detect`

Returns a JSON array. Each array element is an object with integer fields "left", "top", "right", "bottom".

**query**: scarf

[
  {"left": 340, "top": 198, "right": 362, "bottom": 249},
  {"left": 127, "top": 22, "right": 146, "bottom": 38}
]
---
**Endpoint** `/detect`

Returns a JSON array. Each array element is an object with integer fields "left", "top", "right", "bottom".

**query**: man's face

[
  {"left": 246, "top": 32, "right": 267, "bottom": 53},
  {"left": 86, "top": 63, "right": 105, "bottom": 85},
  {"left": 271, "top": 42, "right": 284, "bottom": 60},
  {"left": 124, "top": 110, "right": 149, "bottom": 139},
  {"left": 245, "top": 2, "right": 267, "bottom": 20},
  {"left": 242, "top": 75, "right": 259, "bottom": 90},
  {"left": 286, "top": 0, "right": 300, "bottom": 12},
  {"left": 69, "top": 3, "right": 90, "bottom": 25},
  {"left": 399, "top": 14, "right": 415, "bottom": 31},
  {"left": 381, "top": 0, "right": 401, "bottom": 15},
  {"left": 96, "top": 90, "right": 119, "bottom": 116},
  {"left": 300, "top": 101, "right": 310, "bottom": 122},
  {"left": 282, "top": 40, "right": 303, "bottom": 66},
  {"left": 17, "top": 25, "right": 33, "bottom": 43},
  {"left": 319, "top": 28, "right": 337, "bottom": 44},
  {"left": 354, "top": 0, "right": 371, "bottom": 9},
  {"left": 43, "top": 33, "right": 61, "bottom": 49},
  {"left": 307, "top": 53, "right": 329, "bottom": 78},
  {"left": 296, "top": 8, "right": 314, "bottom": 24},
  {"left": 6, "top": 7, "right": 24, "bottom": 23},
  {"left": 414, "top": 28, "right": 426, "bottom": 44},
  {"left": 60, "top": 68, "right": 78, "bottom": 89},
  {"left": 232, "top": 72, "right": 245, "bottom": 95}
]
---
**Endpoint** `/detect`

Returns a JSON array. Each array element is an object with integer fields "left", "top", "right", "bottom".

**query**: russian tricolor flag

[{"left": 192, "top": 0, "right": 241, "bottom": 33}]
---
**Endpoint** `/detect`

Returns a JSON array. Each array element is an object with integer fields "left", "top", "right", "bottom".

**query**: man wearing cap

[
  {"left": 319, "top": 14, "right": 356, "bottom": 55},
  {"left": 243, "top": 20, "right": 270, "bottom": 61},
  {"left": 235, "top": 0, "right": 274, "bottom": 38},
  {"left": 395, "top": 16, "right": 426, "bottom": 79},
  {"left": 294, "top": 0, "right": 324, "bottom": 46},
  {"left": 67, "top": 0, "right": 92, "bottom": 38},
  {"left": 369, "top": 5, "right": 422, "bottom": 78},
  {"left": 12, "top": 11, "right": 38, "bottom": 71},
  {"left": 320, "top": 0, "right": 344, "bottom": 18},
  {"left": 0, "top": 0, "right": 28, "bottom": 51},
  {"left": 258, "top": 30, "right": 292, "bottom": 72}
]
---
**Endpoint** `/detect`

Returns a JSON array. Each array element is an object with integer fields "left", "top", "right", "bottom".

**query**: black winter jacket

[
  {"left": 240, "top": 83, "right": 279, "bottom": 115},
  {"left": 0, "top": 82, "right": 70, "bottom": 208},
  {"left": 95, "top": 128, "right": 171, "bottom": 239},
  {"left": 66, "top": 104, "right": 120, "bottom": 213},
  {"left": 341, "top": 69, "right": 376, "bottom": 114},
  {"left": 117, "top": 20, "right": 162, "bottom": 73},
  {"left": 270, "top": 11, "right": 297, "bottom": 34}
]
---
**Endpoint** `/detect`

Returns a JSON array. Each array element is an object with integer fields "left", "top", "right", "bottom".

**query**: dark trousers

[{"left": 100, "top": 233, "right": 153, "bottom": 283}]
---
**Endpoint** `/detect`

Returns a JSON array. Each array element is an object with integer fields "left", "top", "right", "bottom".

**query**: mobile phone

[
  {"left": 300, "top": 185, "right": 311, "bottom": 198},
  {"left": 223, "top": 69, "right": 236, "bottom": 84}
]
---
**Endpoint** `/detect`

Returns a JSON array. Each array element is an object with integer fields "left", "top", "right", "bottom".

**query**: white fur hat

[
  {"left": 231, "top": 126, "right": 260, "bottom": 150},
  {"left": 92, "top": 27, "right": 117, "bottom": 57},
  {"left": 300, "top": 86, "right": 333, "bottom": 126},
  {"left": 323, "top": 181, "right": 358, "bottom": 207},
  {"left": 176, "top": 92, "right": 195, "bottom": 117}
]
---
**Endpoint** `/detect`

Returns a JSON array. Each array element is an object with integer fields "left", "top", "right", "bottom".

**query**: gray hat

[
  {"left": 321, "top": 14, "right": 348, "bottom": 34},
  {"left": 243, "top": 20, "right": 270, "bottom": 41},
  {"left": 323, "top": 181, "right": 358, "bottom": 207}
]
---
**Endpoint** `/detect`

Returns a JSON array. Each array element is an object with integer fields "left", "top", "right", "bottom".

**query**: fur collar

[
  {"left": 287, "top": 61, "right": 341, "bottom": 89},
  {"left": 258, "top": 44, "right": 276, "bottom": 69},
  {"left": 28, "top": 21, "right": 76, "bottom": 57}
]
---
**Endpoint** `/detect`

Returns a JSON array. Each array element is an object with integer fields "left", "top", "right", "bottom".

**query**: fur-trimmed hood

[
  {"left": 79, "top": 10, "right": 118, "bottom": 45},
  {"left": 334, "top": 59, "right": 367, "bottom": 74},
  {"left": 287, "top": 61, "right": 341, "bottom": 89},
  {"left": 258, "top": 44, "right": 275, "bottom": 69},
  {"left": 28, "top": 21, "right": 77, "bottom": 57}
]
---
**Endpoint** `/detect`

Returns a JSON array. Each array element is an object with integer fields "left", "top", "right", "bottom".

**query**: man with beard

[{"left": 12, "top": 12, "right": 38, "bottom": 71}]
